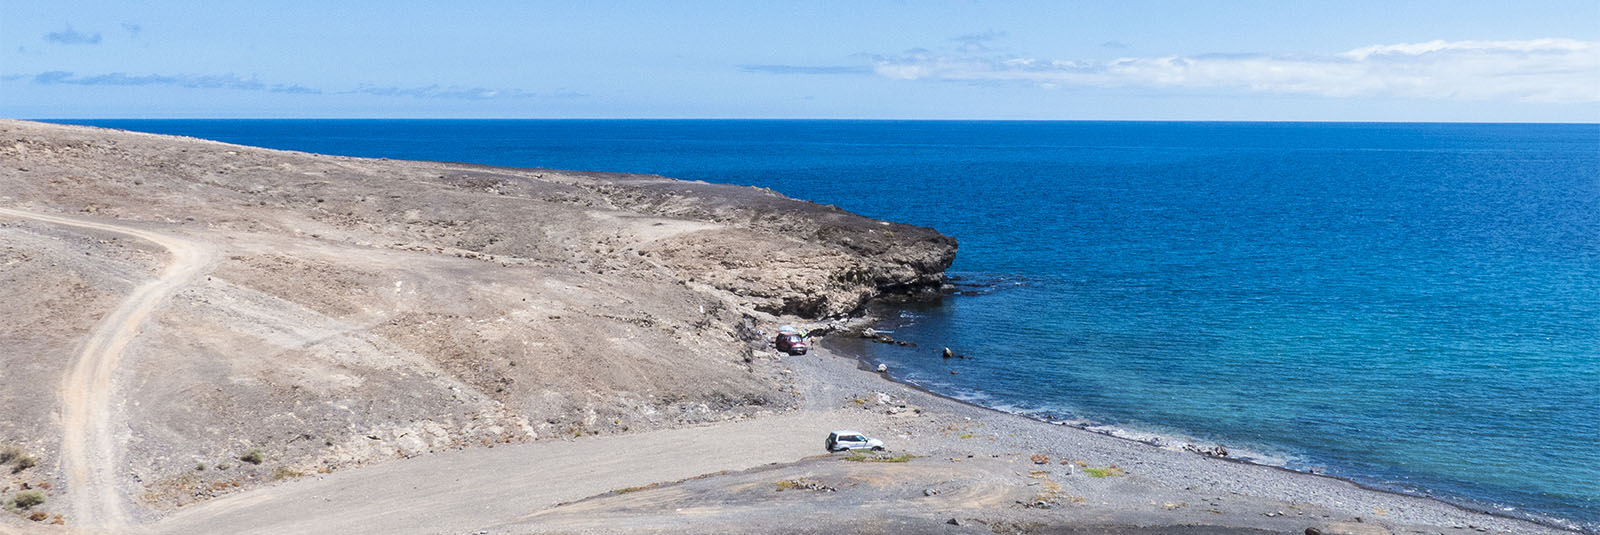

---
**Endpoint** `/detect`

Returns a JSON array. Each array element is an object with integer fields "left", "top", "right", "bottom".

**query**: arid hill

[{"left": 0, "top": 119, "right": 953, "bottom": 522}]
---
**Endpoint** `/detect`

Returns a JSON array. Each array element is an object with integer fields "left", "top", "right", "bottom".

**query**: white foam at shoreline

[{"left": 913, "top": 376, "right": 1299, "bottom": 468}]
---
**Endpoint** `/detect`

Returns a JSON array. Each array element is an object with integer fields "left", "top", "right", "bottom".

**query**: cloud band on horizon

[
  {"left": 8, "top": 71, "right": 585, "bottom": 100},
  {"left": 867, "top": 38, "right": 1600, "bottom": 104}
]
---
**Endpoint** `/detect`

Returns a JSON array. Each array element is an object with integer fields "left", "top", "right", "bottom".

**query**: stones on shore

[
  {"left": 858, "top": 327, "right": 915, "bottom": 346},
  {"left": 1030, "top": 453, "right": 1050, "bottom": 464},
  {"left": 1184, "top": 443, "right": 1230, "bottom": 458},
  {"left": 853, "top": 390, "right": 921, "bottom": 416},
  {"left": 876, "top": 364, "right": 888, "bottom": 373}
]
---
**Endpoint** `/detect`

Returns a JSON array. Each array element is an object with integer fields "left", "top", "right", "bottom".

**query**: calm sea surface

[{"left": 51, "top": 119, "right": 1600, "bottom": 530}]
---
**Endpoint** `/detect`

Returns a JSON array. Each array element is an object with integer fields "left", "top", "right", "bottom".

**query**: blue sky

[{"left": 3, "top": 1, "right": 1597, "bottom": 121}]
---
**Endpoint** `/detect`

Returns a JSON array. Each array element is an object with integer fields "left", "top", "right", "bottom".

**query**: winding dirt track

[
  {"left": 0, "top": 208, "right": 214, "bottom": 534},
  {"left": 147, "top": 410, "right": 873, "bottom": 535}
]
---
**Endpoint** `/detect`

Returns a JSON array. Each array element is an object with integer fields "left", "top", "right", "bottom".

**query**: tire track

[{"left": 0, "top": 208, "right": 214, "bottom": 533}]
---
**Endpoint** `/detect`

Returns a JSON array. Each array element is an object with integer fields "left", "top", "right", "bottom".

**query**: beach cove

[
  {"left": 47, "top": 119, "right": 1599, "bottom": 531},
  {"left": 0, "top": 119, "right": 1591, "bottom": 534}
]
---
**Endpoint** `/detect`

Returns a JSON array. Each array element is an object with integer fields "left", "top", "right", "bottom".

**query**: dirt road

[
  {"left": 149, "top": 410, "right": 872, "bottom": 535},
  {"left": 0, "top": 208, "right": 215, "bottom": 534}
]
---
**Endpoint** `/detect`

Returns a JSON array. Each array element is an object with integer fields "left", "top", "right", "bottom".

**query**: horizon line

[{"left": 21, "top": 117, "right": 1600, "bottom": 126}]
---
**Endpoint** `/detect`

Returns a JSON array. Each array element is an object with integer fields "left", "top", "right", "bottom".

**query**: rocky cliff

[{"left": 0, "top": 119, "right": 955, "bottom": 511}]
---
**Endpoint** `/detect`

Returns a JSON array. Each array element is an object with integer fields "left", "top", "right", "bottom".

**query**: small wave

[
  {"left": 945, "top": 272, "right": 1033, "bottom": 296},
  {"left": 942, "top": 393, "right": 1301, "bottom": 468}
]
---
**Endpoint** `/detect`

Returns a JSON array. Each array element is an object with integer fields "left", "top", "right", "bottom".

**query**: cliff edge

[{"left": 0, "top": 119, "right": 954, "bottom": 517}]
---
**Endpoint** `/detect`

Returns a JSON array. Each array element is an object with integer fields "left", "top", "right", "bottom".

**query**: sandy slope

[
  {"left": 0, "top": 119, "right": 952, "bottom": 531},
  {"left": 0, "top": 208, "right": 215, "bottom": 533}
]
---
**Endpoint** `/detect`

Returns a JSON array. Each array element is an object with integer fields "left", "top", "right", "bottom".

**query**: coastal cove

[{"left": 44, "top": 119, "right": 1600, "bottom": 532}]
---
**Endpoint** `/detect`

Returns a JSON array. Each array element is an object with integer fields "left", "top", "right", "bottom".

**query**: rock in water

[
  {"left": 877, "top": 364, "right": 888, "bottom": 373},
  {"left": 942, "top": 347, "right": 954, "bottom": 359}
]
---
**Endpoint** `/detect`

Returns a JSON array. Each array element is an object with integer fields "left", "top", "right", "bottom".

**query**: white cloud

[{"left": 870, "top": 39, "right": 1600, "bottom": 103}]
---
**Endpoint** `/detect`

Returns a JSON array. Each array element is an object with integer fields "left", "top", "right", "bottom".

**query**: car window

[{"left": 843, "top": 435, "right": 863, "bottom": 442}]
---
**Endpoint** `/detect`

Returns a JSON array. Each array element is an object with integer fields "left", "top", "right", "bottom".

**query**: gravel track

[{"left": 0, "top": 208, "right": 215, "bottom": 534}]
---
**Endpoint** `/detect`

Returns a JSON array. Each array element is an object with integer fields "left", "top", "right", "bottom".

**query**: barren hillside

[{"left": 0, "top": 119, "right": 954, "bottom": 525}]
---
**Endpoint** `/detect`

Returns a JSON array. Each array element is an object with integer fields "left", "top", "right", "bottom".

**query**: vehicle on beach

[
  {"left": 825, "top": 430, "right": 884, "bottom": 452},
  {"left": 775, "top": 333, "right": 808, "bottom": 355}
]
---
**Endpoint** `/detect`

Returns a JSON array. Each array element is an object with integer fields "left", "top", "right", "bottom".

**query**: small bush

[
  {"left": 11, "top": 455, "right": 36, "bottom": 473},
  {"left": 613, "top": 483, "right": 658, "bottom": 494},
  {"left": 271, "top": 467, "right": 304, "bottom": 481},
  {"left": 0, "top": 446, "right": 19, "bottom": 464},
  {"left": 239, "top": 449, "right": 265, "bottom": 465},
  {"left": 12, "top": 490, "right": 45, "bottom": 509},
  {"left": 195, "top": 463, "right": 206, "bottom": 471},
  {"left": 1083, "top": 466, "right": 1126, "bottom": 478}
]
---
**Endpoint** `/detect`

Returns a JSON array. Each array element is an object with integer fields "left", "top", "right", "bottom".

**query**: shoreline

[
  {"left": 818, "top": 314, "right": 1588, "bottom": 534},
  {"left": 3, "top": 119, "right": 1586, "bottom": 534}
]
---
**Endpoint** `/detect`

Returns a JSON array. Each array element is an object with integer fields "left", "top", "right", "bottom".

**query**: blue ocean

[{"left": 51, "top": 119, "right": 1600, "bottom": 530}]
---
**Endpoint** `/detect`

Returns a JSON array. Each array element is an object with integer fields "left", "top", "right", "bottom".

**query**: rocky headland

[{"left": 0, "top": 119, "right": 1573, "bottom": 535}]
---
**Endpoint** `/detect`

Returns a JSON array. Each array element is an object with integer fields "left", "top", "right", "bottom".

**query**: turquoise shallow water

[{"left": 51, "top": 120, "right": 1600, "bottom": 530}]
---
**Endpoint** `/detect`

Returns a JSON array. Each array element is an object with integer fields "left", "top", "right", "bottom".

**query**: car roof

[{"left": 831, "top": 430, "right": 864, "bottom": 436}]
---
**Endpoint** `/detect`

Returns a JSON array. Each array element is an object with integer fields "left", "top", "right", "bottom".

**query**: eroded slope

[{"left": 0, "top": 119, "right": 954, "bottom": 520}]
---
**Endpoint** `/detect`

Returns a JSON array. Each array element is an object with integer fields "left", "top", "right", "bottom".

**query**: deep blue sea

[{"left": 50, "top": 119, "right": 1600, "bottom": 531}]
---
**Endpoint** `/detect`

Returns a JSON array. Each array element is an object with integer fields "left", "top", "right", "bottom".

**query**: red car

[{"left": 775, "top": 333, "right": 808, "bottom": 355}]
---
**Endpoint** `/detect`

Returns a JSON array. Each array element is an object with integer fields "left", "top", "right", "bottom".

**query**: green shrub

[
  {"left": 239, "top": 449, "right": 265, "bottom": 465},
  {"left": 10, "top": 455, "right": 35, "bottom": 473},
  {"left": 0, "top": 446, "right": 19, "bottom": 464},
  {"left": 272, "top": 467, "right": 304, "bottom": 481},
  {"left": 11, "top": 490, "right": 45, "bottom": 509},
  {"left": 1083, "top": 466, "right": 1126, "bottom": 478}
]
